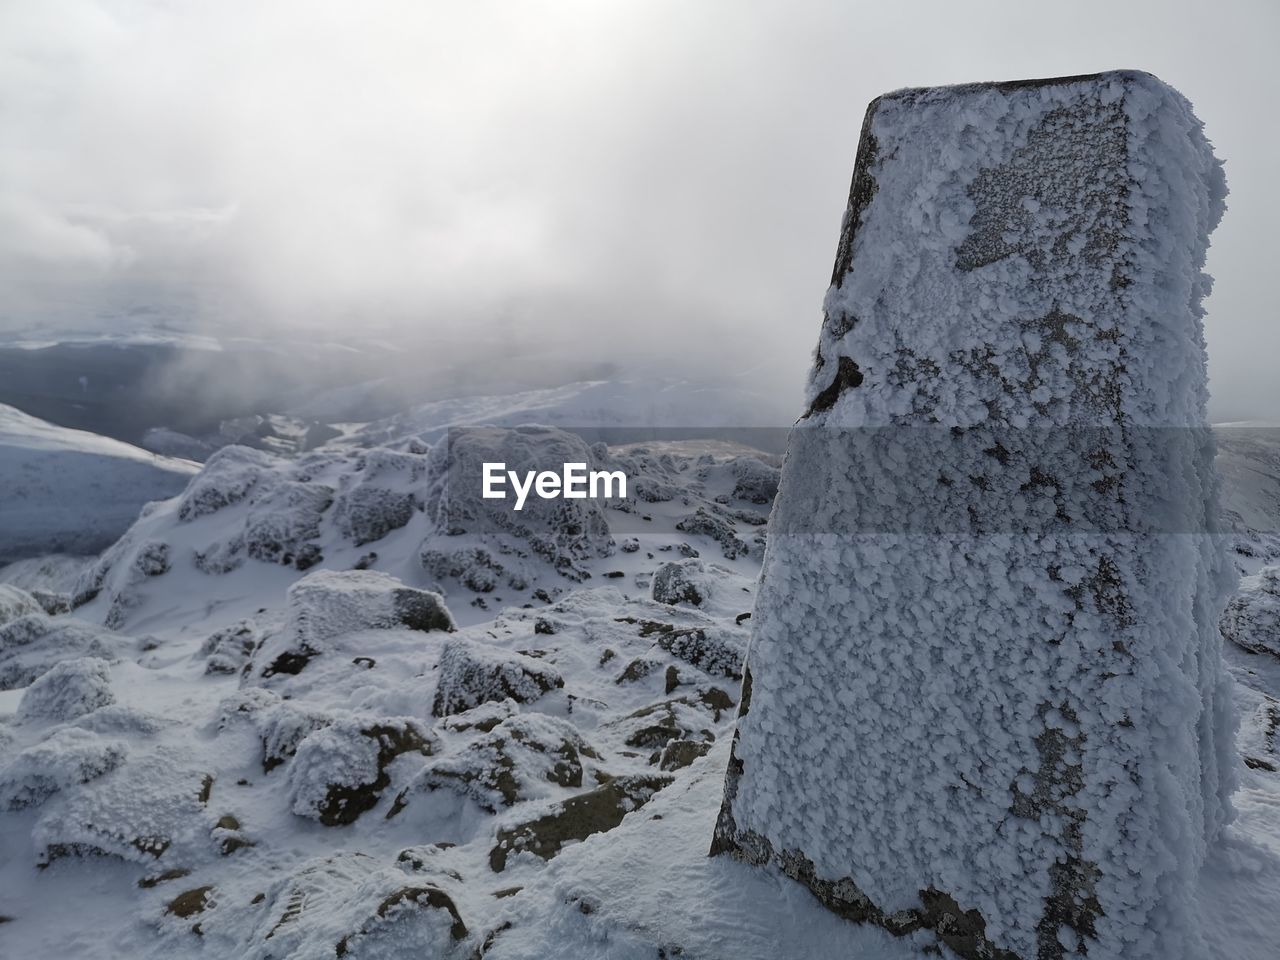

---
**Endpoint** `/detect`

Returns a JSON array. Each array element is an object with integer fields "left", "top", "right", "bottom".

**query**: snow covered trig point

[{"left": 711, "top": 72, "right": 1235, "bottom": 959}]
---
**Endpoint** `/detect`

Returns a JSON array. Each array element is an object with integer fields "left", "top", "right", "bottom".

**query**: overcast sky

[{"left": 1, "top": 0, "right": 1276, "bottom": 420}]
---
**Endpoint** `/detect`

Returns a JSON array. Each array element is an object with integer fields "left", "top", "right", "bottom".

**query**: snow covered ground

[{"left": 0, "top": 396, "right": 1278, "bottom": 958}]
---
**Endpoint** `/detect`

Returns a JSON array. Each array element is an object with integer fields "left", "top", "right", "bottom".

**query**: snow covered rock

[
  {"left": 675, "top": 508, "right": 750, "bottom": 559},
  {"left": 418, "top": 426, "right": 616, "bottom": 586},
  {"left": 1222, "top": 566, "right": 1280, "bottom": 658},
  {"left": 242, "top": 478, "right": 334, "bottom": 569},
  {"left": 713, "top": 72, "right": 1235, "bottom": 960},
  {"left": 251, "top": 569, "right": 453, "bottom": 681},
  {"left": 0, "top": 613, "right": 131, "bottom": 689},
  {"left": 431, "top": 637, "right": 564, "bottom": 717},
  {"left": 29, "top": 589, "right": 72, "bottom": 616},
  {"left": 16, "top": 657, "right": 115, "bottom": 723},
  {"left": 287, "top": 717, "right": 434, "bottom": 825},
  {"left": 488, "top": 774, "right": 673, "bottom": 872},
  {"left": 652, "top": 558, "right": 713, "bottom": 606},
  {"left": 729, "top": 456, "right": 780, "bottom": 505},
  {"left": 176, "top": 445, "right": 278, "bottom": 522},
  {"left": 0, "top": 727, "right": 127, "bottom": 809},
  {"left": 72, "top": 534, "right": 174, "bottom": 627},
  {"left": 610, "top": 694, "right": 721, "bottom": 757},
  {"left": 215, "top": 689, "right": 332, "bottom": 773},
  {"left": 395, "top": 713, "right": 597, "bottom": 814},
  {"left": 0, "top": 584, "right": 42, "bottom": 625},
  {"left": 332, "top": 448, "right": 425, "bottom": 546},
  {"left": 200, "top": 619, "right": 261, "bottom": 675},
  {"left": 640, "top": 620, "right": 744, "bottom": 681},
  {"left": 34, "top": 748, "right": 217, "bottom": 867},
  {"left": 230, "top": 854, "right": 473, "bottom": 959}
]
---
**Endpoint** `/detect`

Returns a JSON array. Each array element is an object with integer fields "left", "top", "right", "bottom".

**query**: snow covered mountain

[
  {"left": 0, "top": 398, "right": 1278, "bottom": 959},
  {"left": 0, "top": 405, "right": 198, "bottom": 565}
]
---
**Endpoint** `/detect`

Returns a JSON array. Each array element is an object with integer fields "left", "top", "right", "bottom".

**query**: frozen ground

[{"left": 0, "top": 396, "right": 1278, "bottom": 958}]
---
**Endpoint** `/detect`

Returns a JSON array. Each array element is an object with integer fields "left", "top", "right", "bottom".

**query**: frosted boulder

[
  {"left": 34, "top": 747, "right": 217, "bottom": 867},
  {"left": 287, "top": 717, "right": 434, "bottom": 825},
  {"left": 176, "top": 445, "right": 279, "bottom": 521},
  {"left": 233, "top": 854, "right": 473, "bottom": 958},
  {"left": 489, "top": 774, "right": 673, "bottom": 873},
  {"left": 0, "top": 584, "right": 41, "bottom": 626},
  {"left": 242, "top": 478, "right": 334, "bottom": 570},
  {"left": 200, "top": 619, "right": 261, "bottom": 675},
  {"left": 431, "top": 637, "right": 564, "bottom": 717},
  {"left": 332, "top": 447, "right": 426, "bottom": 546},
  {"left": 0, "top": 614, "right": 131, "bottom": 689},
  {"left": 16, "top": 656, "right": 115, "bottom": 723},
  {"left": 250, "top": 569, "right": 454, "bottom": 681},
  {"left": 0, "top": 727, "right": 128, "bottom": 809},
  {"left": 1221, "top": 566, "right": 1280, "bottom": 658},
  {"left": 419, "top": 425, "right": 616, "bottom": 584},
  {"left": 394, "top": 713, "right": 596, "bottom": 814},
  {"left": 652, "top": 558, "right": 712, "bottom": 606},
  {"left": 712, "top": 72, "right": 1235, "bottom": 960}
]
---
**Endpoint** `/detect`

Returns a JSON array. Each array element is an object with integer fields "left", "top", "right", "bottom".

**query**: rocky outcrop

[
  {"left": 0, "top": 614, "right": 132, "bottom": 690},
  {"left": 489, "top": 775, "right": 672, "bottom": 872},
  {"left": 396, "top": 714, "right": 596, "bottom": 814},
  {"left": 1222, "top": 566, "right": 1280, "bottom": 658},
  {"left": 651, "top": 559, "right": 712, "bottom": 606},
  {"left": 418, "top": 426, "right": 616, "bottom": 585},
  {"left": 0, "top": 585, "right": 42, "bottom": 626},
  {"left": 288, "top": 718, "right": 434, "bottom": 826},
  {"left": 0, "top": 728, "right": 128, "bottom": 810},
  {"left": 16, "top": 657, "right": 115, "bottom": 723},
  {"left": 432, "top": 638, "right": 564, "bottom": 717},
  {"left": 250, "top": 570, "right": 453, "bottom": 681}
]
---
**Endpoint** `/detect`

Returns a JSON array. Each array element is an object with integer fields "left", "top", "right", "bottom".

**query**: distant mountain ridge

[{"left": 0, "top": 404, "right": 198, "bottom": 564}]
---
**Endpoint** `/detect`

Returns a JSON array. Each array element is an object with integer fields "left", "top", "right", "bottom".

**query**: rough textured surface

[
  {"left": 1222, "top": 566, "right": 1280, "bottom": 659},
  {"left": 251, "top": 569, "right": 454, "bottom": 681},
  {"left": 489, "top": 775, "right": 672, "bottom": 872},
  {"left": 431, "top": 638, "right": 564, "bottom": 717},
  {"left": 713, "top": 72, "right": 1235, "bottom": 960},
  {"left": 16, "top": 657, "right": 116, "bottom": 723}
]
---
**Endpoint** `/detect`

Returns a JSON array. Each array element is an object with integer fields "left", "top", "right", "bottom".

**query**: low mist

[{"left": 2, "top": 0, "right": 1277, "bottom": 421}]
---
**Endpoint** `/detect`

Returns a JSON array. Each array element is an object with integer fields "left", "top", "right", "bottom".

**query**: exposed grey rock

[{"left": 488, "top": 775, "right": 672, "bottom": 872}]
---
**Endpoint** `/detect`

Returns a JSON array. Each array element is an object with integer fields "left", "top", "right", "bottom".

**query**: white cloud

[{"left": 0, "top": 0, "right": 1277, "bottom": 417}]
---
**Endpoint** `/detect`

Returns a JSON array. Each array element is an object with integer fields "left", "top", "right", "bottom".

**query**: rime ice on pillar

[{"left": 711, "top": 72, "right": 1234, "bottom": 960}]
